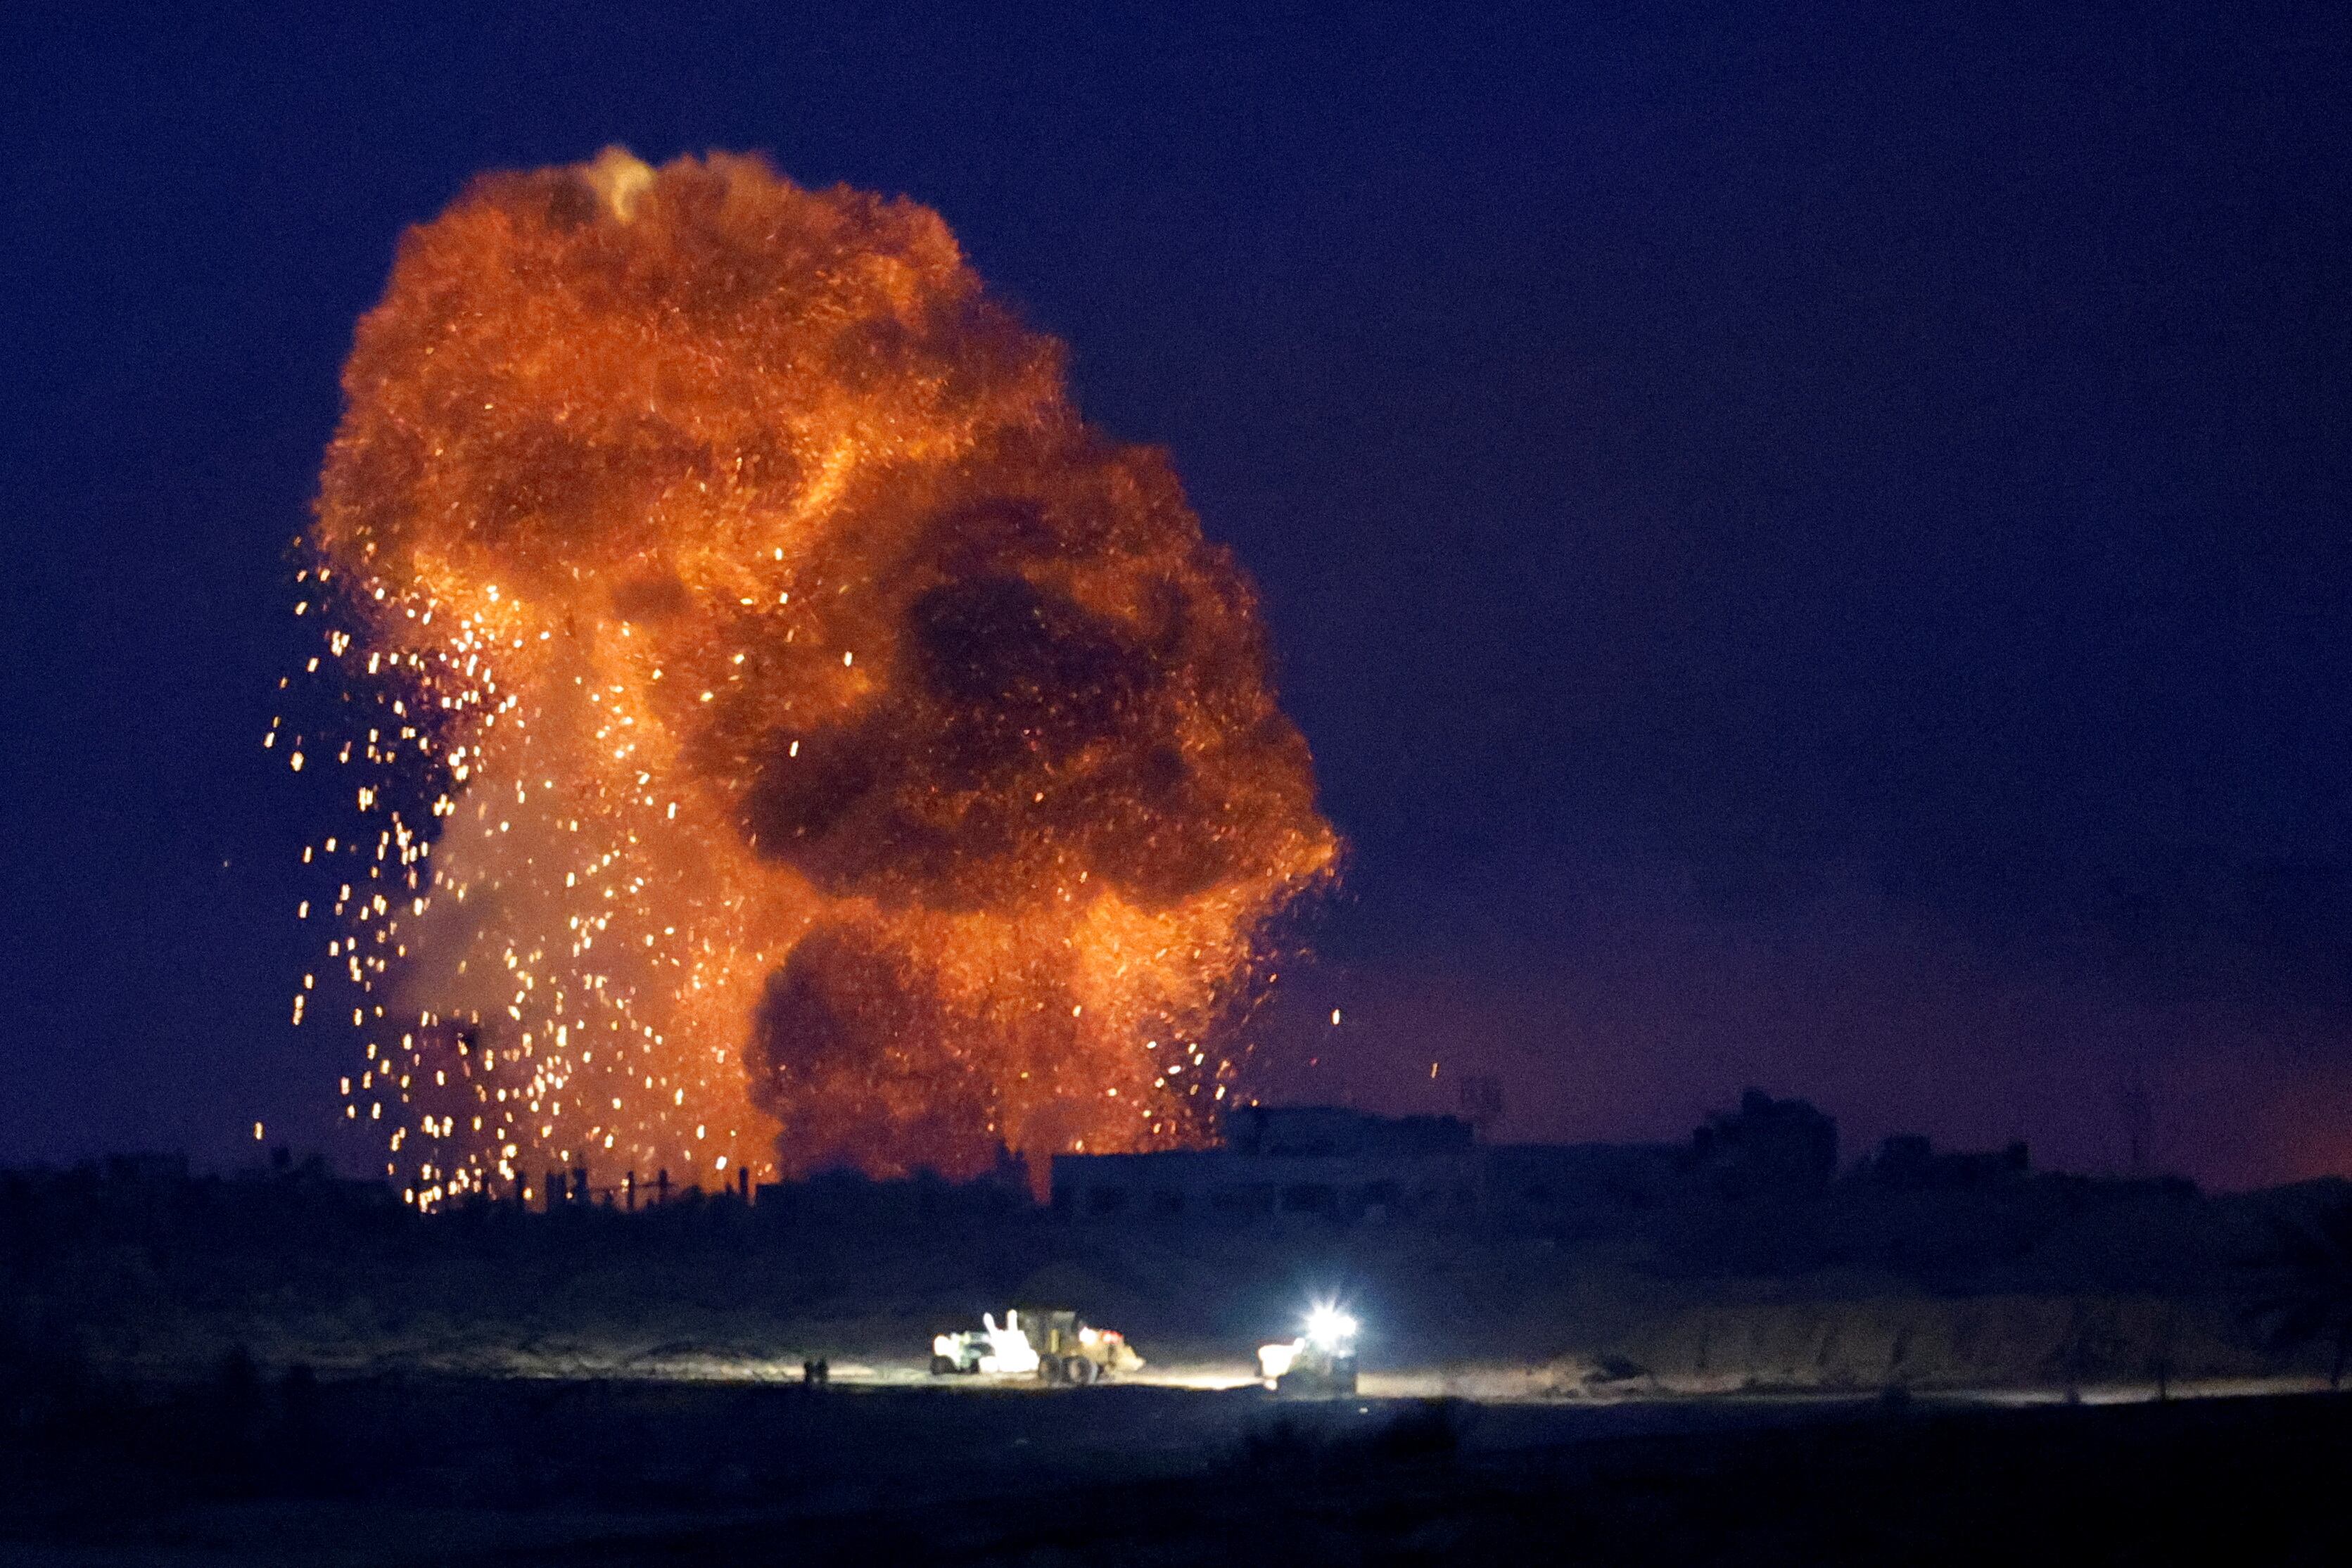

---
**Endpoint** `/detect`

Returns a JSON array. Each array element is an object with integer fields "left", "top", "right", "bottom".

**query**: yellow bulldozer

[{"left": 1022, "top": 1307, "right": 1145, "bottom": 1386}]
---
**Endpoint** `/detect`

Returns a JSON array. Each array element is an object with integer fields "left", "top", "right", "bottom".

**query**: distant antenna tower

[
  {"left": 2117, "top": 1063, "right": 2156, "bottom": 1178},
  {"left": 1457, "top": 1075, "right": 1504, "bottom": 1141}
]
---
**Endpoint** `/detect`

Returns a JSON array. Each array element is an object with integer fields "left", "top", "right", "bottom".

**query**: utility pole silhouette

[{"left": 2118, "top": 1063, "right": 2156, "bottom": 1178}]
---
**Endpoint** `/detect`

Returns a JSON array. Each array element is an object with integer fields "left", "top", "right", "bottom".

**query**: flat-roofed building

[
  {"left": 1052, "top": 1106, "right": 1485, "bottom": 1223},
  {"left": 1051, "top": 1091, "right": 1838, "bottom": 1228}
]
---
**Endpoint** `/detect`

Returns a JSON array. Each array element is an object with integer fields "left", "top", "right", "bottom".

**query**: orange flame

[{"left": 298, "top": 149, "right": 1337, "bottom": 1206}]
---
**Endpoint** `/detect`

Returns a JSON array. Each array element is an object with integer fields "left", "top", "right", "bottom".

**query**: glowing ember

[{"left": 288, "top": 148, "right": 1337, "bottom": 1208}]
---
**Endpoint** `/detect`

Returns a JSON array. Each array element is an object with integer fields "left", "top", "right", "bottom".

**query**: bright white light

[
  {"left": 977, "top": 1310, "right": 1039, "bottom": 1375},
  {"left": 1304, "top": 1303, "right": 1359, "bottom": 1352}
]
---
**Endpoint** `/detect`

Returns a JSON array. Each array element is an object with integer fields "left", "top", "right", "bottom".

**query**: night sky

[{"left": 4, "top": 3, "right": 2348, "bottom": 1187}]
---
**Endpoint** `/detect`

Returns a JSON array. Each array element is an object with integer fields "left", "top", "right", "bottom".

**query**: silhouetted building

[
  {"left": 1482, "top": 1142, "right": 1685, "bottom": 1222},
  {"left": 1055, "top": 1105, "right": 1686, "bottom": 1225},
  {"left": 103, "top": 1152, "right": 190, "bottom": 1186},
  {"left": 1862, "top": 1133, "right": 2030, "bottom": 1190},
  {"left": 1053, "top": 1107, "right": 1484, "bottom": 1222},
  {"left": 1221, "top": 1104, "right": 1473, "bottom": 1158},
  {"left": 1052, "top": 1093, "right": 1860, "bottom": 1226},
  {"left": 1690, "top": 1088, "right": 1838, "bottom": 1195}
]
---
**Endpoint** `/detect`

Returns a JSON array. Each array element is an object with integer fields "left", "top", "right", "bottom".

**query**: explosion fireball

[{"left": 284, "top": 149, "right": 1336, "bottom": 1208}]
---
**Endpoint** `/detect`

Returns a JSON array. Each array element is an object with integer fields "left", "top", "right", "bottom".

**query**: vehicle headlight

[{"left": 1304, "top": 1303, "right": 1359, "bottom": 1353}]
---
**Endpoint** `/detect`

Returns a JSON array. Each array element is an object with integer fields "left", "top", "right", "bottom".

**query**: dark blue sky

[{"left": 4, "top": 2, "right": 2348, "bottom": 1185}]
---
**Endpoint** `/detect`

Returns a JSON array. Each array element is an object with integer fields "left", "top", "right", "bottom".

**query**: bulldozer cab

[{"left": 1015, "top": 1308, "right": 1083, "bottom": 1358}]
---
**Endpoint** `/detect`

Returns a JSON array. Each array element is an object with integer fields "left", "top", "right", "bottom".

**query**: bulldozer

[
  {"left": 1258, "top": 1304, "right": 1359, "bottom": 1396},
  {"left": 927, "top": 1307, "right": 1144, "bottom": 1384},
  {"left": 1023, "top": 1307, "right": 1145, "bottom": 1385}
]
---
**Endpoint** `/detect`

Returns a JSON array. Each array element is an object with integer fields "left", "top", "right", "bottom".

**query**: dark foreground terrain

[
  {"left": 3, "top": 1368, "right": 2348, "bottom": 1565},
  {"left": 11, "top": 1156, "right": 2352, "bottom": 1560}
]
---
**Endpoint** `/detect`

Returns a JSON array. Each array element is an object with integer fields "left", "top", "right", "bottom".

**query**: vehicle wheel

[
  {"left": 930, "top": 1355, "right": 955, "bottom": 1376},
  {"left": 1069, "top": 1356, "right": 1098, "bottom": 1386},
  {"left": 1038, "top": 1356, "right": 1062, "bottom": 1384}
]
